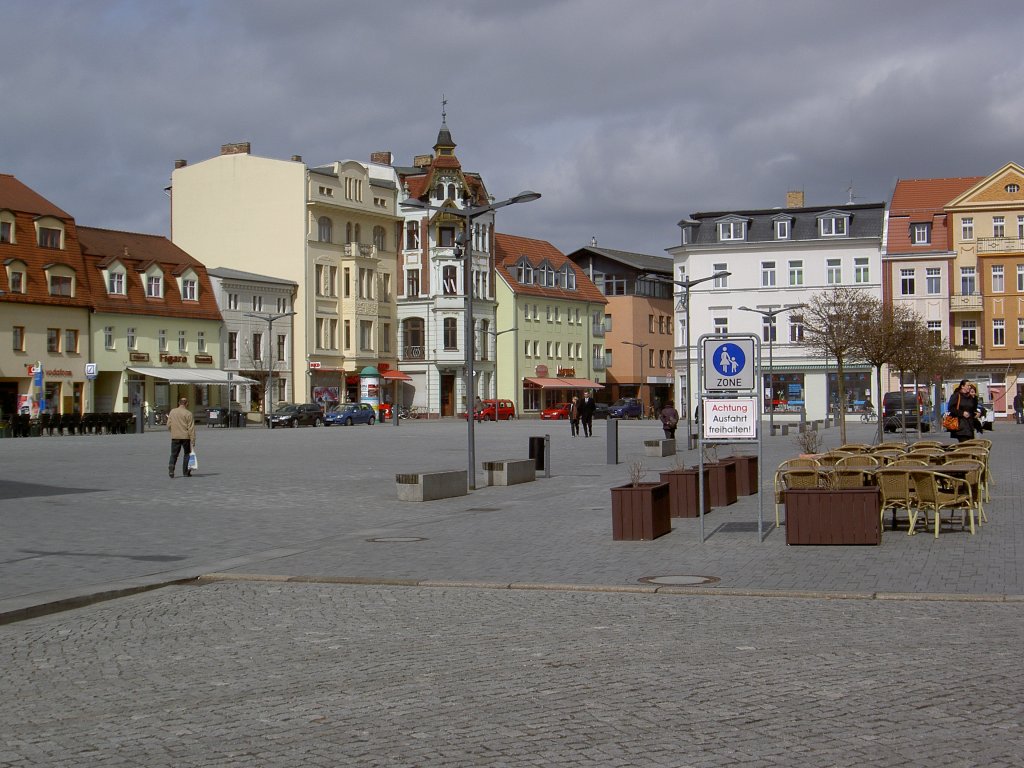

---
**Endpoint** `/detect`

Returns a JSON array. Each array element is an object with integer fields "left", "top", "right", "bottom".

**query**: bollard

[
  {"left": 544, "top": 434, "right": 551, "bottom": 478},
  {"left": 606, "top": 417, "right": 619, "bottom": 464}
]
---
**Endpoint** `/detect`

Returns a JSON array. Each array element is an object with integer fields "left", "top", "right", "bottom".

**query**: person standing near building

[
  {"left": 568, "top": 396, "right": 581, "bottom": 438},
  {"left": 1014, "top": 391, "right": 1023, "bottom": 424},
  {"left": 167, "top": 397, "right": 196, "bottom": 478},
  {"left": 579, "top": 391, "right": 596, "bottom": 438},
  {"left": 946, "top": 380, "right": 981, "bottom": 443},
  {"left": 659, "top": 400, "right": 679, "bottom": 439}
]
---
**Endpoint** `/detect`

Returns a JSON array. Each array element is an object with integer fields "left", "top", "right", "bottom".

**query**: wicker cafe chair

[
  {"left": 945, "top": 452, "right": 990, "bottom": 520},
  {"left": 961, "top": 438, "right": 992, "bottom": 450},
  {"left": 838, "top": 443, "right": 872, "bottom": 453},
  {"left": 835, "top": 454, "right": 881, "bottom": 469},
  {"left": 942, "top": 457, "right": 985, "bottom": 526},
  {"left": 910, "top": 440, "right": 944, "bottom": 449},
  {"left": 909, "top": 470, "right": 975, "bottom": 538},
  {"left": 947, "top": 446, "right": 991, "bottom": 502},
  {"left": 829, "top": 468, "right": 870, "bottom": 489},
  {"left": 872, "top": 442, "right": 909, "bottom": 452},
  {"left": 776, "top": 466, "right": 825, "bottom": 527},
  {"left": 774, "top": 459, "right": 820, "bottom": 527},
  {"left": 875, "top": 468, "right": 918, "bottom": 532},
  {"left": 888, "top": 457, "right": 930, "bottom": 468},
  {"left": 816, "top": 451, "right": 852, "bottom": 467},
  {"left": 869, "top": 449, "right": 905, "bottom": 465}
]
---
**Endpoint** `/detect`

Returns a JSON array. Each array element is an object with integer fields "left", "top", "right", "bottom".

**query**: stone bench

[
  {"left": 644, "top": 438, "right": 676, "bottom": 457},
  {"left": 481, "top": 459, "right": 536, "bottom": 486},
  {"left": 396, "top": 470, "right": 467, "bottom": 502}
]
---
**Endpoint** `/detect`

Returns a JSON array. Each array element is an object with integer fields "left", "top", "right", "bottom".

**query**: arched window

[
  {"left": 434, "top": 183, "right": 444, "bottom": 200},
  {"left": 447, "top": 183, "right": 456, "bottom": 200},
  {"left": 353, "top": 224, "right": 361, "bottom": 243},
  {"left": 402, "top": 317, "right": 424, "bottom": 360},
  {"left": 405, "top": 221, "right": 419, "bottom": 249},
  {"left": 317, "top": 216, "right": 332, "bottom": 243},
  {"left": 345, "top": 222, "right": 353, "bottom": 243},
  {"left": 373, "top": 226, "right": 386, "bottom": 250},
  {"left": 515, "top": 257, "right": 533, "bottom": 284}
]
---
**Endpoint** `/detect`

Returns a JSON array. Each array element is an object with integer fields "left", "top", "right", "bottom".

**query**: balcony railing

[
  {"left": 402, "top": 345, "right": 424, "bottom": 361},
  {"left": 977, "top": 236, "right": 1024, "bottom": 254},
  {"left": 953, "top": 345, "right": 982, "bottom": 361},
  {"left": 950, "top": 293, "right": 983, "bottom": 312},
  {"left": 591, "top": 324, "right": 605, "bottom": 337}
]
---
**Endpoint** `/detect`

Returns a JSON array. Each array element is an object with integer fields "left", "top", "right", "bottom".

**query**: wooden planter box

[
  {"left": 784, "top": 487, "right": 882, "bottom": 545},
  {"left": 611, "top": 482, "right": 672, "bottom": 540},
  {"left": 724, "top": 455, "right": 758, "bottom": 496},
  {"left": 659, "top": 468, "right": 711, "bottom": 517},
  {"left": 705, "top": 462, "right": 738, "bottom": 507}
]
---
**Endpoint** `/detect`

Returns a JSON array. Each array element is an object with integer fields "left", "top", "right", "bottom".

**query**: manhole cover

[
  {"left": 366, "top": 536, "right": 427, "bottom": 543},
  {"left": 639, "top": 575, "right": 720, "bottom": 586}
]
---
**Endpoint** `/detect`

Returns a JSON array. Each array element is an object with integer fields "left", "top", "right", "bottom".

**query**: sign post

[{"left": 697, "top": 334, "right": 764, "bottom": 542}]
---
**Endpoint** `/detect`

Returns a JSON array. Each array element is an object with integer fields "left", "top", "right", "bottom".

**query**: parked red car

[{"left": 540, "top": 402, "right": 572, "bottom": 420}]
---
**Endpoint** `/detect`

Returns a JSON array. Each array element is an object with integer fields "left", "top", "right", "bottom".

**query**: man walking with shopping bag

[{"left": 167, "top": 397, "right": 196, "bottom": 478}]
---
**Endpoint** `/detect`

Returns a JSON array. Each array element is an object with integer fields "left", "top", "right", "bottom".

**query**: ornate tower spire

[{"left": 434, "top": 94, "right": 457, "bottom": 157}]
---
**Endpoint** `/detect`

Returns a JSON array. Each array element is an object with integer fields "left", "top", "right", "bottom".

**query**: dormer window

[
  {"left": 5, "top": 259, "right": 26, "bottom": 294},
  {"left": 34, "top": 217, "right": 64, "bottom": 249},
  {"left": 558, "top": 264, "right": 576, "bottom": 290},
  {"left": 911, "top": 222, "right": 931, "bottom": 245},
  {"left": 0, "top": 210, "right": 14, "bottom": 244},
  {"left": 718, "top": 220, "right": 746, "bottom": 241},
  {"left": 144, "top": 268, "right": 164, "bottom": 298},
  {"left": 773, "top": 217, "right": 792, "bottom": 240},
  {"left": 44, "top": 264, "right": 75, "bottom": 297},
  {"left": 515, "top": 257, "right": 534, "bottom": 284},
  {"left": 108, "top": 270, "right": 125, "bottom": 294},
  {"left": 818, "top": 212, "right": 849, "bottom": 237},
  {"left": 537, "top": 262, "right": 555, "bottom": 287},
  {"left": 178, "top": 268, "right": 199, "bottom": 301}
]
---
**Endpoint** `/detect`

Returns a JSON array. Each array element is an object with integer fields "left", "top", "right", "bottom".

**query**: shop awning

[
  {"left": 382, "top": 370, "right": 413, "bottom": 381},
  {"left": 127, "top": 367, "right": 257, "bottom": 385},
  {"left": 524, "top": 377, "right": 604, "bottom": 390}
]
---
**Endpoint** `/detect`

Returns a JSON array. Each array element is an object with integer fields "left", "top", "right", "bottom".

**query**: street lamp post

[
  {"left": 645, "top": 271, "right": 731, "bottom": 449},
  {"left": 486, "top": 327, "right": 518, "bottom": 421},
  {"left": 738, "top": 304, "right": 807, "bottom": 434},
  {"left": 244, "top": 311, "right": 296, "bottom": 420},
  {"left": 401, "top": 191, "right": 541, "bottom": 489},
  {"left": 621, "top": 341, "right": 647, "bottom": 412}
]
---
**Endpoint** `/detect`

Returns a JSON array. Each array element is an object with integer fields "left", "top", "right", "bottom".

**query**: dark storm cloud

[{"left": 2, "top": 0, "right": 1022, "bottom": 256}]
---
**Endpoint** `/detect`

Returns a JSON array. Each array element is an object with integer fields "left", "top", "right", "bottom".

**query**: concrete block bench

[
  {"left": 644, "top": 438, "right": 676, "bottom": 457},
  {"left": 396, "top": 470, "right": 467, "bottom": 501},
  {"left": 481, "top": 459, "right": 536, "bottom": 486}
]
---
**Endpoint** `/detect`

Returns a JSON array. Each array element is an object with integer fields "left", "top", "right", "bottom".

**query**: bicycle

[{"left": 860, "top": 408, "right": 877, "bottom": 423}]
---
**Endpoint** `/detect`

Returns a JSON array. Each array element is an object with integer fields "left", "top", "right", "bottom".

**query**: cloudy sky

[{"left": 3, "top": 0, "right": 1023, "bottom": 257}]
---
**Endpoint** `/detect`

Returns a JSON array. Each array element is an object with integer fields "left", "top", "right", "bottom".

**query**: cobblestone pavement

[
  {"left": 2, "top": 581, "right": 1022, "bottom": 767},
  {"left": 1, "top": 418, "right": 1022, "bottom": 765}
]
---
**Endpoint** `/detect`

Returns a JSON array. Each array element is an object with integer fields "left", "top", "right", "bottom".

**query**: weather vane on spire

[{"left": 441, "top": 94, "right": 447, "bottom": 123}]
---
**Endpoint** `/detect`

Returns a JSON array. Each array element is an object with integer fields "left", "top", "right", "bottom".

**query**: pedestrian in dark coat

[
  {"left": 579, "top": 392, "right": 596, "bottom": 437},
  {"left": 946, "top": 379, "right": 981, "bottom": 443},
  {"left": 659, "top": 401, "right": 679, "bottom": 439},
  {"left": 1013, "top": 391, "right": 1023, "bottom": 424}
]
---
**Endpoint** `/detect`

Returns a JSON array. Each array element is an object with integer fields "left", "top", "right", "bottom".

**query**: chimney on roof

[
  {"left": 370, "top": 151, "right": 393, "bottom": 165},
  {"left": 590, "top": 236, "right": 597, "bottom": 246},
  {"left": 786, "top": 190, "right": 805, "bottom": 208},
  {"left": 221, "top": 142, "right": 251, "bottom": 156},
  {"left": 174, "top": 159, "right": 187, "bottom": 169},
  {"left": 291, "top": 155, "right": 302, "bottom": 163}
]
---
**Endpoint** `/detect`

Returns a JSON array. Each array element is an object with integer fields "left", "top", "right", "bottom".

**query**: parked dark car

[
  {"left": 593, "top": 402, "right": 610, "bottom": 419},
  {"left": 266, "top": 403, "right": 324, "bottom": 428},
  {"left": 882, "top": 391, "right": 931, "bottom": 432},
  {"left": 325, "top": 402, "right": 376, "bottom": 426},
  {"left": 608, "top": 397, "right": 643, "bottom": 419}
]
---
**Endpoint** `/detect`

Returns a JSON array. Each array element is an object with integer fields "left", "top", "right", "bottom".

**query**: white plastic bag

[{"left": 187, "top": 450, "right": 198, "bottom": 471}]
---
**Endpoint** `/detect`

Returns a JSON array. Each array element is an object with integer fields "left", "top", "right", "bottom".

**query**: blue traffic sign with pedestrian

[{"left": 711, "top": 343, "right": 746, "bottom": 377}]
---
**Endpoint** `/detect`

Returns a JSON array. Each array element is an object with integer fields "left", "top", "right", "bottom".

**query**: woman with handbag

[{"left": 945, "top": 379, "right": 981, "bottom": 443}]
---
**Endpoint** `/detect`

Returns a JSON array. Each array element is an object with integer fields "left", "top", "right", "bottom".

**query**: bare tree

[
  {"left": 802, "top": 286, "right": 874, "bottom": 445},
  {"left": 854, "top": 300, "right": 920, "bottom": 443}
]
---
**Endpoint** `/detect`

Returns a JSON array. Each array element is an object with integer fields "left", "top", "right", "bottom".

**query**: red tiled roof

[
  {"left": 889, "top": 177, "right": 983, "bottom": 213},
  {"left": 78, "top": 226, "right": 223, "bottom": 321},
  {"left": 0, "top": 174, "right": 71, "bottom": 218},
  {"left": 494, "top": 232, "right": 607, "bottom": 304}
]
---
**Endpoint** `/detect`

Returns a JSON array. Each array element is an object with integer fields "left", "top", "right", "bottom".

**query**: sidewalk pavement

[{"left": 2, "top": 417, "right": 1023, "bottom": 767}]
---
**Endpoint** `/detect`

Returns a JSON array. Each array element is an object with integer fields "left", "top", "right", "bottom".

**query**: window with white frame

[
  {"left": 442, "top": 265, "right": 458, "bottom": 295},
  {"left": 993, "top": 216, "right": 1005, "bottom": 238},
  {"left": 718, "top": 220, "right": 745, "bottom": 241},
  {"left": 826, "top": 259, "right": 841, "bottom": 285},
  {"left": 992, "top": 265, "right": 1005, "bottom": 293},
  {"left": 961, "top": 319, "right": 977, "bottom": 347},
  {"left": 961, "top": 267, "right": 976, "bottom": 295},
  {"left": 926, "top": 267, "right": 941, "bottom": 294},
  {"left": 761, "top": 261, "right": 776, "bottom": 287},
  {"left": 405, "top": 221, "right": 419, "bottom": 250},
  {"left": 158, "top": 329, "right": 167, "bottom": 352},
  {"left": 545, "top": 341, "right": 552, "bottom": 358},
  {"left": 12, "top": 325, "right": 24, "bottom": 352},
  {"left": 775, "top": 219, "right": 791, "bottom": 240},
  {"left": 927, "top": 320, "right": 942, "bottom": 346},
  {"left": 178, "top": 331, "right": 187, "bottom": 352},
  {"left": 317, "top": 216, "right": 332, "bottom": 243},
  {"left": 443, "top": 318, "right": 457, "bottom": 350},
  {"left": 1019, "top": 318, "right": 1024, "bottom": 346},
  {"left": 49, "top": 274, "right": 73, "bottom": 297},
  {"left": 762, "top": 315, "right": 776, "bottom": 342},
  {"left": 38, "top": 226, "right": 62, "bottom": 249},
  {"left": 105, "top": 326, "right": 115, "bottom": 350},
  {"left": 854, "top": 257, "right": 870, "bottom": 283},
  {"left": 227, "top": 292, "right": 238, "bottom": 310},
  {"left": 0, "top": 214, "right": 13, "bottom": 244},
  {"left": 790, "top": 314, "right": 804, "bottom": 342},
  {"left": 713, "top": 316, "right": 728, "bottom": 334},
  {"left": 107, "top": 270, "right": 125, "bottom": 295},
  {"left": 251, "top": 332, "right": 263, "bottom": 361},
  {"left": 251, "top": 295, "right": 263, "bottom": 312},
  {"left": 515, "top": 257, "right": 534, "bottom": 285},
  {"left": 64, "top": 329, "right": 78, "bottom": 354},
  {"left": 47, "top": 328, "right": 60, "bottom": 353},
  {"left": 523, "top": 340, "right": 531, "bottom": 357},
  {"left": 197, "top": 331, "right": 206, "bottom": 352},
  {"left": 181, "top": 277, "right": 197, "bottom": 301},
  {"left": 713, "top": 264, "right": 728, "bottom": 287},
  {"left": 819, "top": 215, "right": 848, "bottom": 236},
  {"left": 277, "top": 297, "right": 288, "bottom": 313},
  {"left": 228, "top": 332, "right": 238, "bottom": 360},
  {"left": 900, "top": 268, "right": 916, "bottom": 295},
  {"left": 373, "top": 226, "right": 386, "bottom": 250},
  {"left": 911, "top": 223, "right": 931, "bottom": 245},
  {"left": 962, "top": 217, "right": 974, "bottom": 240},
  {"left": 538, "top": 263, "right": 555, "bottom": 287},
  {"left": 788, "top": 260, "right": 803, "bottom": 286},
  {"left": 994, "top": 318, "right": 1006, "bottom": 347},
  {"left": 146, "top": 273, "right": 163, "bottom": 298},
  {"left": 1018, "top": 216, "right": 1024, "bottom": 238},
  {"left": 359, "top": 320, "right": 373, "bottom": 352},
  {"left": 127, "top": 327, "right": 136, "bottom": 349}
]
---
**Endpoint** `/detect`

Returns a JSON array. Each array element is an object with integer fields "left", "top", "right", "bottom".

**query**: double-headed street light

[
  {"left": 244, "top": 310, "right": 297, "bottom": 419},
  {"left": 621, "top": 341, "right": 648, "bottom": 410},
  {"left": 645, "top": 271, "right": 731, "bottom": 449},
  {"left": 738, "top": 304, "right": 806, "bottom": 433},
  {"left": 401, "top": 191, "right": 541, "bottom": 490}
]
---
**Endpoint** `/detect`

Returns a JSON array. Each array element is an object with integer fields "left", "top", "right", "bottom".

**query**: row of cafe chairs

[
  {"left": 8, "top": 412, "right": 137, "bottom": 437},
  {"left": 775, "top": 438, "right": 992, "bottom": 534}
]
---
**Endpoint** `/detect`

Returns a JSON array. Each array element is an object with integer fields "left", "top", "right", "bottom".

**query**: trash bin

[
  {"left": 0, "top": 421, "right": 10, "bottom": 438},
  {"left": 236, "top": 412, "right": 247, "bottom": 428},
  {"left": 528, "top": 436, "right": 546, "bottom": 470}
]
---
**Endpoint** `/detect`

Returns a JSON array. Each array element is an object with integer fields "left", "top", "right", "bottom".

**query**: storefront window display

[
  {"left": 763, "top": 373, "right": 805, "bottom": 413},
  {"left": 827, "top": 372, "right": 873, "bottom": 413}
]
